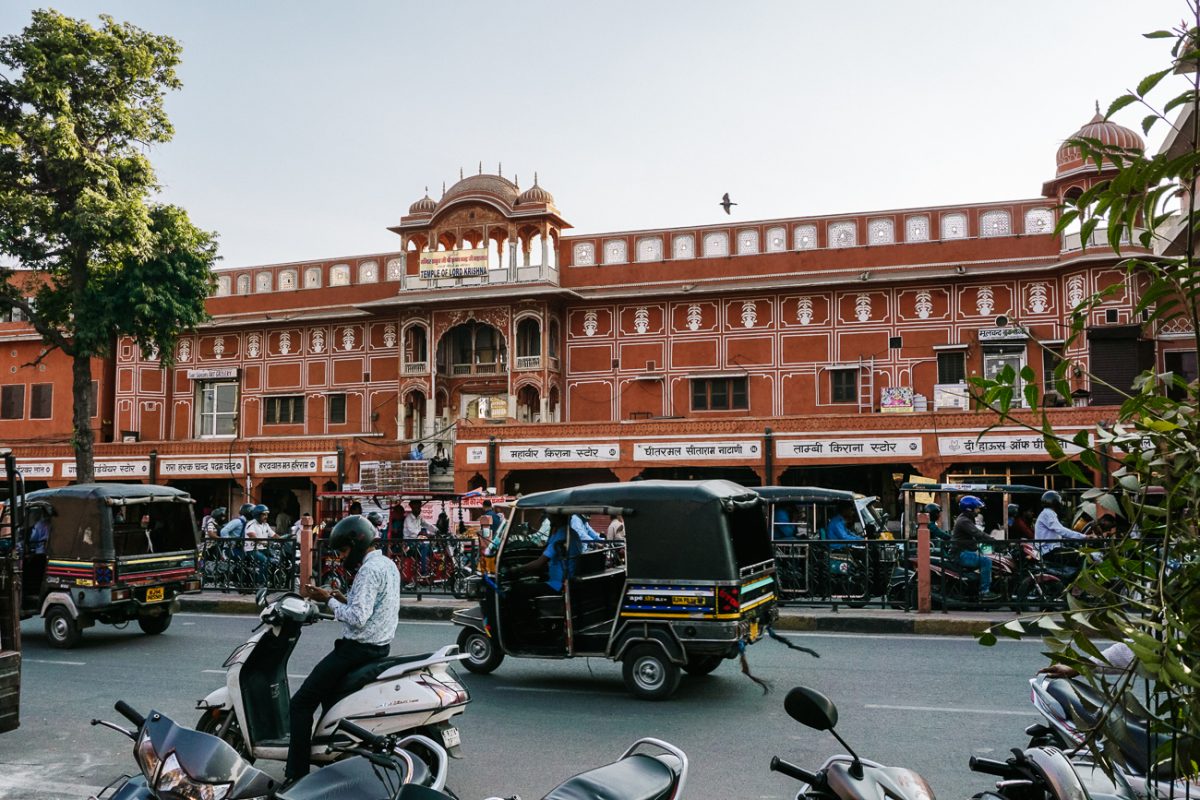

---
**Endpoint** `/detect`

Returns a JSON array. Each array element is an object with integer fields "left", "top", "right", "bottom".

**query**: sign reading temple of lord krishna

[
  {"left": 418, "top": 248, "right": 489, "bottom": 279},
  {"left": 633, "top": 440, "right": 759, "bottom": 461}
]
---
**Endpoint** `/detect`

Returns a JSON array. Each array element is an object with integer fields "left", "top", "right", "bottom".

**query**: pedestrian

[
  {"left": 606, "top": 513, "right": 626, "bottom": 542},
  {"left": 409, "top": 442, "right": 426, "bottom": 461},
  {"left": 287, "top": 515, "right": 400, "bottom": 784},
  {"left": 951, "top": 496, "right": 999, "bottom": 600}
]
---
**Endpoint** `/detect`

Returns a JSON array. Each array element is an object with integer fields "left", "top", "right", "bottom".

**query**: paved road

[{"left": 0, "top": 613, "right": 1050, "bottom": 799}]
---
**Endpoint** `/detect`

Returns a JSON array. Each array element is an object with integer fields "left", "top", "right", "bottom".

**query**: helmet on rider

[
  {"left": 924, "top": 502, "right": 942, "bottom": 517},
  {"left": 211, "top": 507, "right": 228, "bottom": 522},
  {"left": 1041, "top": 490, "right": 1063, "bottom": 509},
  {"left": 366, "top": 511, "right": 384, "bottom": 528},
  {"left": 252, "top": 503, "right": 269, "bottom": 519},
  {"left": 239, "top": 503, "right": 256, "bottom": 519},
  {"left": 329, "top": 514, "right": 378, "bottom": 572},
  {"left": 958, "top": 495, "right": 985, "bottom": 512},
  {"left": 1007, "top": 503, "right": 1020, "bottom": 517}
]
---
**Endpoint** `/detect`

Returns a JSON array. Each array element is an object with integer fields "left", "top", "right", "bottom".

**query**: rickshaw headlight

[
  {"left": 155, "top": 752, "right": 232, "bottom": 800},
  {"left": 134, "top": 730, "right": 161, "bottom": 783}
]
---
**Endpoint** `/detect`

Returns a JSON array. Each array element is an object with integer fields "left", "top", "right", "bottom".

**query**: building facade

[{"left": 2, "top": 111, "right": 1191, "bottom": 517}]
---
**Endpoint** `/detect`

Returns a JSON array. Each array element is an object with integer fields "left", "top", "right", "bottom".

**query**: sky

[{"left": 0, "top": 1, "right": 1185, "bottom": 269}]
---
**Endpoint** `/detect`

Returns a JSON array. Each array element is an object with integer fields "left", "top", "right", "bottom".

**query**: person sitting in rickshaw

[
  {"left": 508, "top": 513, "right": 603, "bottom": 593},
  {"left": 772, "top": 503, "right": 799, "bottom": 539},
  {"left": 825, "top": 502, "right": 863, "bottom": 550}
]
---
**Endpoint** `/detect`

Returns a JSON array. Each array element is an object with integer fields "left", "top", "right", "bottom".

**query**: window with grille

[
  {"left": 691, "top": 377, "right": 748, "bottom": 411},
  {"left": 264, "top": 395, "right": 305, "bottom": 425},
  {"left": 1, "top": 386, "right": 23, "bottom": 419},
  {"left": 328, "top": 393, "right": 347, "bottom": 425},
  {"left": 830, "top": 369, "right": 858, "bottom": 403},
  {"left": 30, "top": 384, "right": 52, "bottom": 419},
  {"left": 937, "top": 352, "right": 966, "bottom": 384}
]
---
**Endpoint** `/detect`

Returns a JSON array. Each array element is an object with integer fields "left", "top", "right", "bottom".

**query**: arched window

[
  {"left": 1024, "top": 208, "right": 1054, "bottom": 234},
  {"left": 386, "top": 258, "right": 404, "bottom": 280},
  {"left": 516, "top": 317, "right": 542, "bottom": 362},
  {"left": 672, "top": 235, "right": 695, "bottom": 260},
  {"left": 255, "top": 272, "right": 272, "bottom": 292},
  {"left": 703, "top": 232, "right": 729, "bottom": 257},
  {"left": 236, "top": 275, "right": 251, "bottom": 295},
  {"left": 304, "top": 267, "right": 322, "bottom": 288},
  {"left": 941, "top": 213, "right": 967, "bottom": 239},
  {"left": 278, "top": 270, "right": 297, "bottom": 290},
  {"left": 794, "top": 225, "right": 817, "bottom": 250},
  {"left": 980, "top": 210, "right": 1012, "bottom": 237},
  {"left": 636, "top": 237, "right": 663, "bottom": 262},
  {"left": 358, "top": 261, "right": 379, "bottom": 283},
  {"left": 828, "top": 221, "right": 857, "bottom": 248},
  {"left": 765, "top": 227, "right": 787, "bottom": 253},
  {"left": 403, "top": 325, "right": 428, "bottom": 371},
  {"left": 329, "top": 264, "right": 351, "bottom": 286}
]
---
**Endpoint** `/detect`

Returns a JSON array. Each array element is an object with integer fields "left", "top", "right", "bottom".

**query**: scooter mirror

[
  {"left": 255, "top": 588, "right": 268, "bottom": 609},
  {"left": 784, "top": 686, "right": 839, "bottom": 731}
]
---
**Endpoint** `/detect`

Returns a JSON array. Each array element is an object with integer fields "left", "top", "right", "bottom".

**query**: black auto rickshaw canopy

[
  {"left": 513, "top": 479, "right": 767, "bottom": 582},
  {"left": 24, "top": 483, "right": 196, "bottom": 561},
  {"left": 753, "top": 486, "right": 860, "bottom": 504}
]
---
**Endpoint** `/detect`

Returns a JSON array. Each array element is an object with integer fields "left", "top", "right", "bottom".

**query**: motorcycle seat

[
  {"left": 543, "top": 753, "right": 677, "bottom": 800},
  {"left": 331, "top": 652, "right": 435, "bottom": 700}
]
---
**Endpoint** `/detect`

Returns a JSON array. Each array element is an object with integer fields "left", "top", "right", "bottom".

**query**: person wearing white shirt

[{"left": 1035, "top": 491, "right": 1087, "bottom": 554}]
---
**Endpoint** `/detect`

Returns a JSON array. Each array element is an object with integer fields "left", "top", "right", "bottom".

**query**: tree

[
  {"left": 972, "top": 6, "right": 1200, "bottom": 783},
  {"left": 0, "top": 9, "right": 216, "bottom": 482}
]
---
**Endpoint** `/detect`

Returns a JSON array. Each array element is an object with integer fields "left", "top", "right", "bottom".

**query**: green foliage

[
  {"left": 0, "top": 10, "right": 216, "bottom": 478},
  {"left": 972, "top": 9, "right": 1200, "bottom": 781}
]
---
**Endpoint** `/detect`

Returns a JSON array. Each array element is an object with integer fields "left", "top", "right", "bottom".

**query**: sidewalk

[{"left": 178, "top": 591, "right": 1016, "bottom": 636}]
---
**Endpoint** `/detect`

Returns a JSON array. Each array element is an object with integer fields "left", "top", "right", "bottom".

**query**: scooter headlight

[
  {"left": 156, "top": 752, "right": 232, "bottom": 800},
  {"left": 134, "top": 730, "right": 161, "bottom": 784}
]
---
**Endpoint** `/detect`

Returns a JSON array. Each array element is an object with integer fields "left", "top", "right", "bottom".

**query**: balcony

[
  {"left": 1061, "top": 227, "right": 1146, "bottom": 253},
  {"left": 447, "top": 362, "right": 501, "bottom": 376},
  {"left": 514, "top": 355, "right": 542, "bottom": 371},
  {"left": 402, "top": 361, "right": 428, "bottom": 374}
]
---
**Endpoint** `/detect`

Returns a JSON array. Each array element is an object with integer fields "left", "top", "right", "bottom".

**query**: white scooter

[{"left": 196, "top": 591, "right": 470, "bottom": 772}]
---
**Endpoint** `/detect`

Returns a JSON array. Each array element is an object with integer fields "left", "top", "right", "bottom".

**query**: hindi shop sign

[
  {"left": 633, "top": 440, "right": 760, "bottom": 461},
  {"left": 62, "top": 459, "right": 150, "bottom": 478},
  {"left": 253, "top": 456, "right": 318, "bottom": 475},
  {"left": 418, "top": 248, "right": 489, "bottom": 280},
  {"left": 775, "top": 438, "right": 924, "bottom": 460},
  {"left": 159, "top": 457, "right": 246, "bottom": 478},
  {"left": 499, "top": 444, "right": 619, "bottom": 464},
  {"left": 16, "top": 462, "right": 55, "bottom": 478},
  {"left": 937, "top": 434, "right": 1083, "bottom": 457}
]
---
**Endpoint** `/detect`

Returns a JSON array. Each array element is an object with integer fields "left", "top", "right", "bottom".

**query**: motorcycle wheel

[
  {"left": 1011, "top": 575, "right": 1064, "bottom": 612},
  {"left": 457, "top": 627, "right": 504, "bottom": 674},
  {"left": 196, "top": 709, "right": 254, "bottom": 762}
]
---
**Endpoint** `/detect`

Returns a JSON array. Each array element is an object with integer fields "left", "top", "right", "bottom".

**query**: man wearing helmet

[
  {"left": 952, "top": 496, "right": 999, "bottom": 601},
  {"left": 244, "top": 504, "right": 277, "bottom": 583},
  {"left": 287, "top": 515, "right": 400, "bottom": 782},
  {"left": 924, "top": 503, "right": 950, "bottom": 542},
  {"left": 1035, "top": 491, "right": 1087, "bottom": 554}
]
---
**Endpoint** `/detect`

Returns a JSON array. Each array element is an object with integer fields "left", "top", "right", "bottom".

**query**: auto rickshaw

[
  {"left": 451, "top": 479, "right": 778, "bottom": 700},
  {"left": 17, "top": 483, "right": 202, "bottom": 648},
  {"left": 755, "top": 486, "right": 896, "bottom": 606}
]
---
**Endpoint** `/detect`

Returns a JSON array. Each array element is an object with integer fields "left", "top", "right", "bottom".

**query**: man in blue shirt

[
  {"left": 825, "top": 503, "right": 863, "bottom": 550},
  {"left": 509, "top": 513, "right": 602, "bottom": 591},
  {"left": 409, "top": 443, "right": 426, "bottom": 461},
  {"left": 772, "top": 504, "right": 799, "bottom": 539}
]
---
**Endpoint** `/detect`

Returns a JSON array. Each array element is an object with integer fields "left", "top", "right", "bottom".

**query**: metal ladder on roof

[{"left": 859, "top": 357, "right": 875, "bottom": 414}]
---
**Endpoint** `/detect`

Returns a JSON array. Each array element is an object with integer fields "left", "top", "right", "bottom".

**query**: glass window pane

[
  {"left": 731, "top": 378, "right": 748, "bottom": 409},
  {"left": 216, "top": 383, "right": 237, "bottom": 414},
  {"left": 710, "top": 381, "right": 728, "bottom": 409},
  {"left": 692, "top": 381, "right": 707, "bottom": 410}
]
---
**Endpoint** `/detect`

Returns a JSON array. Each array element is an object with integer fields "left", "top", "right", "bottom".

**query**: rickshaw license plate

[
  {"left": 441, "top": 726, "right": 460, "bottom": 748},
  {"left": 145, "top": 587, "right": 165, "bottom": 603}
]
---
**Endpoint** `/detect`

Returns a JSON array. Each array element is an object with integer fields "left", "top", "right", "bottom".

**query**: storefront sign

[
  {"left": 978, "top": 326, "right": 1029, "bottom": 341},
  {"left": 633, "top": 440, "right": 759, "bottom": 461},
  {"left": 16, "top": 462, "right": 55, "bottom": 478},
  {"left": 775, "top": 438, "right": 924, "bottom": 459},
  {"left": 159, "top": 457, "right": 246, "bottom": 477},
  {"left": 321, "top": 455, "right": 339, "bottom": 473},
  {"left": 418, "top": 248, "right": 488, "bottom": 279},
  {"left": 253, "top": 456, "right": 319, "bottom": 474},
  {"left": 880, "top": 387, "right": 914, "bottom": 413},
  {"left": 186, "top": 367, "right": 239, "bottom": 380},
  {"left": 938, "top": 434, "right": 1082, "bottom": 456},
  {"left": 466, "top": 446, "right": 487, "bottom": 464},
  {"left": 63, "top": 460, "right": 150, "bottom": 478},
  {"left": 500, "top": 444, "right": 619, "bottom": 463}
]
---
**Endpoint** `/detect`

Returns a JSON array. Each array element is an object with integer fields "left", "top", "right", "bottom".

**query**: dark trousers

[{"left": 285, "top": 638, "right": 389, "bottom": 779}]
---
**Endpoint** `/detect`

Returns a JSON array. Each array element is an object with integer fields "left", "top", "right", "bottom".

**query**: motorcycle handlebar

[
  {"left": 338, "top": 718, "right": 386, "bottom": 749},
  {"left": 114, "top": 701, "right": 145, "bottom": 729},
  {"left": 770, "top": 756, "right": 820, "bottom": 785},
  {"left": 969, "top": 756, "right": 1015, "bottom": 778}
]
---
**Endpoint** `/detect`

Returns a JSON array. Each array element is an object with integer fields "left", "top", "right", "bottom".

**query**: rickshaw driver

[
  {"left": 508, "top": 512, "right": 603, "bottom": 594},
  {"left": 825, "top": 502, "right": 863, "bottom": 550}
]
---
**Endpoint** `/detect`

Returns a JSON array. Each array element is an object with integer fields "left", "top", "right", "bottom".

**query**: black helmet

[
  {"left": 1041, "top": 490, "right": 1063, "bottom": 509},
  {"left": 252, "top": 503, "right": 269, "bottom": 518},
  {"left": 211, "top": 507, "right": 228, "bottom": 522},
  {"left": 239, "top": 503, "right": 255, "bottom": 519},
  {"left": 1007, "top": 503, "right": 1020, "bottom": 516},
  {"left": 924, "top": 502, "right": 942, "bottom": 516},
  {"left": 329, "top": 515, "right": 377, "bottom": 571},
  {"left": 366, "top": 512, "right": 384, "bottom": 527}
]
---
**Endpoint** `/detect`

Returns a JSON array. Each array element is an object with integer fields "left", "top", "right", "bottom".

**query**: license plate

[
  {"left": 145, "top": 587, "right": 165, "bottom": 603},
  {"left": 441, "top": 726, "right": 460, "bottom": 748},
  {"left": 749, "top": 621, "right": 760, "bottom": 640}
]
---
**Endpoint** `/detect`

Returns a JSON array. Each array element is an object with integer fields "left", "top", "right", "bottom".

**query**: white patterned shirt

[{"left": 327, "top": 550, "right": 400, "bottom": 645}]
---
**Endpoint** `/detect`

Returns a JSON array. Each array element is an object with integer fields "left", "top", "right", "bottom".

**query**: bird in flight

[{"left": 720, "top": 193, "right": 737, "bottom": 215}]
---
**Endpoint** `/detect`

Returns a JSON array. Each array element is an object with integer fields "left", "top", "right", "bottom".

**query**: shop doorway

[
  {"left": 502, "top": 468, "right": 620, "bottom": 496},
  {"left": 259, "top": 477, "right": 316, "bottom": 533}
]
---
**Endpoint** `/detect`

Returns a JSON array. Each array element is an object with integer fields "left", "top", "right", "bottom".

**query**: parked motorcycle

[
  {"left": 88, "top": 700, "right": 449, "bottom": 799},
  {"left": 887, "top": 543, "right": 1019, "bottom": 609},
  {"left": 195, "top": 591, "right": 469, "bottom": 772},
  {"left": 1027, "top": 674, "right": 1197, "bottom": 799},
  {"left": 770, "top": 684, "right": 1135, "bottom": 800}
]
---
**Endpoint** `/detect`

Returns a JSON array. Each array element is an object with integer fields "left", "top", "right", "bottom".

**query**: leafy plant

[{"left": 0, "top": 10, "right": 216, "bottom": 481}]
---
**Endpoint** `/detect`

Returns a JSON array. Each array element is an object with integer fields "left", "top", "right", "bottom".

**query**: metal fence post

[{"left": 916, "top": 511, "right": 931, "bottom": 613}]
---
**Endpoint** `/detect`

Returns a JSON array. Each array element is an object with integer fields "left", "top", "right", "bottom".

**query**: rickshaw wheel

[
  {"left": 622, "top": 644, "right": 681, "bottom": 700},
  {"left": 138, "top": 614, "right": 172, "bottom": 635},
  {"left": 44, "top": 606, "right": 81, "bottom": 649},
  {"left": 682, "top": 655, "right": 723, "bottom": 677},
  {"left": 457, "top": 628, "right": 504, "bottom": 674}
]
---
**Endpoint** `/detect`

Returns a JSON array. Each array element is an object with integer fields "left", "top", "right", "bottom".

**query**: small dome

[
  {"left": 1056, "top": 109, "right": 1145, "bottom": 174},
  {"left": 517, "top": 176, "right": 554, "bottom": 206},
  {"left": 408, "top": 193, "right": 437, "bottom": 215}
]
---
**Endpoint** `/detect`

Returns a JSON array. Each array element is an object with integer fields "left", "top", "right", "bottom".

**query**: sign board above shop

[
  {"left": 977, "top": 326, "right": 1030, "bottom": 342},
  {"left": 500, "top": 444, "right": 619, "bottom": 464},
  {"left": 159, "top": 457, "right": 246, "bottom": 477},
  {"left": 63, "top": 459, "right": 149, "bottom": 478},
  {"left": 775, "top": 437, "right": 924, "bottom": 460},
  {"left": 633, "top": 440, "right": 759, "bottom": 461},
  {"left": 186, "top": 367, "right": 239, "bottom": 380}
]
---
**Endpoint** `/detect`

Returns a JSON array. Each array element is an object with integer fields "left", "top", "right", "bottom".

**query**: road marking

[
  {"left": 25, "top": 658, "right": 86, "bottom": 666},
  {"left": 865, "top": 703, "right": 1031, "bottom": 716},
  {"left": 776, "top": 631, "right": 1046, "bottom": 644}
]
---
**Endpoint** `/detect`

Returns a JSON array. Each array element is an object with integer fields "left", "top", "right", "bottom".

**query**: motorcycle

[
  {"left": 770, "top": 684, "right": 1135, "bottom": 800},
  {"left": 195, "top": 591, "right": 469, "bottom": 772},
  {"left": 1027, "top": 674, "right": 1197, "bottom": 799},
  {"left": 384, "top": 738, "right": 688, "bottom": 800},
  {"left": 88, "top": 700, "right": 449, "bottom": 799},
  {"left": 887, "top": 541, "right": 1019, "bottom": 609}
]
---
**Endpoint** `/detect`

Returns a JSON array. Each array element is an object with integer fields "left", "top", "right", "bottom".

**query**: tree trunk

[{"left": 71, "top": 354, "right": 95, "bottom": 483}]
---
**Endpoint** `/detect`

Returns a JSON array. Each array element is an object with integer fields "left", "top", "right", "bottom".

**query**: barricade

[
  {"left": 313, "top": 536, "right": 480, "bottom": 598},
  {"left": 200, "top": 536, "right": 298, "bottom": 592},
  {"left": 771, "top": 538, "right": 901, "bottom": 609}
]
